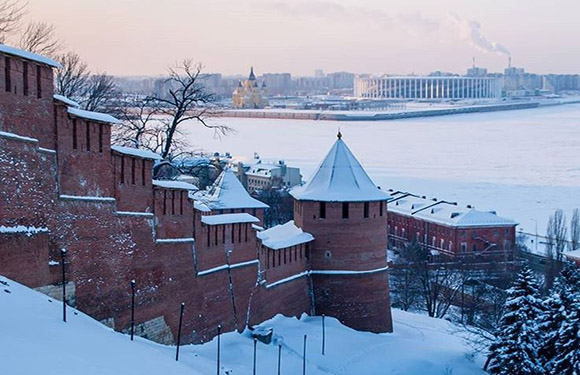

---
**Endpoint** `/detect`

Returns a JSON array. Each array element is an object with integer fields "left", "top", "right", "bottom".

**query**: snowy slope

[{"left": 0, "top": 275, "right": 486, "bottom": 374}]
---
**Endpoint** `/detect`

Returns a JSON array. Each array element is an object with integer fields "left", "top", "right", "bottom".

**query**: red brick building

[
  {"left": 387, "top": 191, "right": 517, "bottom": 260},
  {"left": 0, "top": 45, "right": 393, "bottom": 344}
]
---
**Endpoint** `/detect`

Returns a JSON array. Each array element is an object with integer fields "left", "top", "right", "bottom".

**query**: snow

[
  {"left": 193, "top": 200, "right": 211, "bottom": 212},
  {"left": 0, "top": 225, "right": 49, "bottom": 236},
  {"left": 111, "top": 145, "right": 162, "bottom": 160},
  {"left": 0, "top": 130, "right": 38, "bottom": 143},
  {"left": 156, "top": 238, "right": 195, "bottom": 244},
  {"left": 53, "top": 94, "right": 80, "bottom": 108},
  {"left": 564, "top": 249, "right": 580, "bottom": 260},
  {"left": 194, "top": 169, "right": 268, "bottom": 210},
  {"left": 265, "top": 266, "right": 389, "bottom": 288},
  {"left": 184, "top": 105, "right": 580, "bottom": 243},
  {"left": 388, "top": 192, "right": 517, "bottom": 228},
  {"left": 197, "top": 259, "right": 259, "bottom": 276},
  {"left": 257, "top": 220, "right": 314, "bottom": 250},
  {"left": 0, "top": 275, "right": 486, "bottom": 375},
  {"left": 59, "top": 195, "right": 116, "bottom": 203},
  {"left": 67, "top": 107, "right": 122, "bottom": 124},
  {"left": 152, "top": 180, "right": 198, "bottom": 191},
  {"left": 201, "top": 213, "right": 260, "bottom": 225},
  {"left": 290, "top": 137, "right": 390, "bottom": 202},
  {"left": 116, "top": 211, "right": 155, "bottom": 218},
  {"left": 0, "top": 43, "right": 61, "bottom": 68},
  {"left": 38, "top": 147, "right": 57, "bottom": 154}
]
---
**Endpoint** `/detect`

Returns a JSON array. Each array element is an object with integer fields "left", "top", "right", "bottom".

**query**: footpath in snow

[{"left": 0, "top": 275, "right": 486, "bottom": 375}]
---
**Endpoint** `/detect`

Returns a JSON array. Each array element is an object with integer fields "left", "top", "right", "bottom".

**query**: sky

[{"left": 25, "top": 0, "right": 580, "bottom": 77}]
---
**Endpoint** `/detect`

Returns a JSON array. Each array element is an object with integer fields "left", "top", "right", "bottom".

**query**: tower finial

[{"left": 337, "top": 128, "right": 342, "bottom": 140}]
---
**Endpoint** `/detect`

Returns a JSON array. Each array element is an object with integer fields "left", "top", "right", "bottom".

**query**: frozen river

[{"left": 184, "top": 104, "right": 580, "bottom": 241}]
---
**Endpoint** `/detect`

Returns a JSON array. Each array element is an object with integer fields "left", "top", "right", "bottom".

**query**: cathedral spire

[{"left": 249, "top": 66, "right": 256, "bottom": 81}]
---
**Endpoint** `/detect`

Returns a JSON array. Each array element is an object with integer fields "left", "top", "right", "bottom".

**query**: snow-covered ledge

[
  {"left": 265, "top": 265, "right": 389, "bottom": 289},
  {"left": 59, "top": 195, "right": 116, "bottom": 203},
  {"left": 156, "top": 238, "right": 195, "bottom": 244}
]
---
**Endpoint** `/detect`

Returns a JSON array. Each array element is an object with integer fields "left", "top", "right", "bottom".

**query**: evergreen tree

[
  {"left": 547, "top": 263, "right": 580, "bottom": 374},
  {"left": 487, "top": 267, "right": 544, "bottom": 375}
]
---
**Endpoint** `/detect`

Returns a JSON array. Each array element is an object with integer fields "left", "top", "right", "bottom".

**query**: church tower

[{"left": 291, "top": 132, "right": 393, "bottom": 333}]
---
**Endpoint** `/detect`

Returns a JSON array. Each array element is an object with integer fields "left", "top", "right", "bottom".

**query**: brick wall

[{"left": 0, "top": 54, "right": 55, "bottom": 149}]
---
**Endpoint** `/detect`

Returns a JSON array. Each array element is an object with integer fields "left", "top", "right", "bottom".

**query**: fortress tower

[{"left": 291, "top": 132, "right": 393, "bottom": 333}]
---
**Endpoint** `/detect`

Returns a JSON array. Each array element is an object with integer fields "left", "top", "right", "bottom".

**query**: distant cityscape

[{"left": 114, "top": 61, "right": 580, "bottom": 109}]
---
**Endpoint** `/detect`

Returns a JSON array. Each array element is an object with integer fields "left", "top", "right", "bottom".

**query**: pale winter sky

[{"left": 26, "top": 0, "right": 580, "bottom": 76}]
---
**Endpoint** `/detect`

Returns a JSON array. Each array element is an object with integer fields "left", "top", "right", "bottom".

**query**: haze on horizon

[{"left": 25, "top": 0, "right": 580, "bottom": 77}]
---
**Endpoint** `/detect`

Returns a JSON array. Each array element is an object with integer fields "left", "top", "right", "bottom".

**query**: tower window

[
  {"left": 23, "top": 61, "right": 28, "bottom": 96},
  {"left": 319, "top": 202, "right": 326, "bottom": 219},
  {"left": 131, "top": 158, "right": 136, "bottom": 185},
  {"left": 120, "top": 156, "right": 124, "bottom": 184},
  {"left": 380, "top": 202, "right": 384, "bottom": 216},
  {"left": 36, "top": 65, "right": 42, "bottom": 98},
  {"left": 86, "top": 122, "right": 91, "bottom": 151},
  {"left": 141, "top": 159, "right": 146, "bottom": 185},
  {"left": 363, "top": 202, "right": 369, "bottom": 218},
  {"left": 342, "top": 202, "right": 349, "bottom": 219},
  {"left": 5, "top": 56, "right": 11, "bottom": 92},
  {"left": 98, "top": 124, "right": 103, "bottom": 152},
  {"left": 72, "top": 119, "right": 78, "bottom": 149}
]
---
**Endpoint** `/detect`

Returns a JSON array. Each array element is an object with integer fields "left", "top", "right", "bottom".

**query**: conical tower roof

[
  {"left": 290, "top": 133, "right": 388, "bottom": 202},
  {"left": 194, "top": 169, "right": 268, "bottom": 210},
  {"left": 248, "top": 66, "right": 256, "bottom": 81}
]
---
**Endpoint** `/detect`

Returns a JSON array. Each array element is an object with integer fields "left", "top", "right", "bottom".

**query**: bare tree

[
  {"left": 546, "top": 209, "right": 568, "bottom": 260},
  {"left": 0, "top": 0, "right": 26, "bottom": 43},
  {"left": 54, "top": 51, "right": 90, "bottom": 98},
  {"left": 151, "top": 59, "right": 230, "bottom": 159},
  {"left": 113, "top": 96, "right": 160, "bottom": 149},
  {"left": 401, "top": 241, "right": 467, "bottom": 318},
  {"left": 571, "top": 208, "right": 580, "bottom": 251},
  {"left": 545, "top": 209, "right": 568, "bottom": 290},
  {"left": 390, "top": 267, "right": 420, "bottom": 311},
  {"left": 82, "top": 73, "right": 119, "bottom": 113},
  {"left": 17, "top": 21, "right": 62, "bottom": 56}
]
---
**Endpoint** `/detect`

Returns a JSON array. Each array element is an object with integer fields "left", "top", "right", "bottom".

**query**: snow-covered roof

[
  {"left": 201, "top": 213, "right": 260, "bottom": 226},
  {"left": 152, "top": 180, "right": 198, "bottom": 191},
  {"left": 387, "top": 192, "right": 517, "bottom": 228},
  {"left": 193, "top": 200, "right": 211, "bottom": 212},
  {"left": 67, "top": 107, "right": 122, "bottom": 125},
  {"left": 564, "top": 250, "right": 580, "bottom": 261},
  {"left": 111, "top": 145, "right": 162, "bottom": 160},
  {"left": 257, "top": 220, "right": 314, "bottom": 250},
  {"left": 53, "top": 94, "right": 80, "bottom": 108},
  {"left": 0, "top": 44, "right": 61, "bottom": 68},
  {"left": 194, "top": 169, "right": 268, "bottom": 210},
  {"left": 290, "top": 135, "right": 389, "bottom": 202}
]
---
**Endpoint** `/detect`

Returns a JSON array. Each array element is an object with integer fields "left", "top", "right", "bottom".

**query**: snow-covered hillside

[{"left": 0, "top": 275, "right": 486, "bottom": 374}]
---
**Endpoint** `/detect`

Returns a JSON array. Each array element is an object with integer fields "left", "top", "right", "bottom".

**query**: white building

[
  {"left": 237, "top": 159, "right": 302, "bottom": 193},
  {"left": 354, "top": 76, "right": 503, "bottom": 100}
]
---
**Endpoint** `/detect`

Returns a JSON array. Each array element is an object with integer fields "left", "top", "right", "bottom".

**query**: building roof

[
  {"left": 387, "top": 192, "right": 517, "bottom": 228},
  {"left": 67, "top": 107, "right": 121, "bottom": 125},
  {"left": 152, "top": 180, "right": 198, "bottom": 191},
  {"left": 201, "top": 213, "right": 260, "bottom": 226},
  {"left": 53, "top": 95, "right": 80, "bottom": 108},
  {"left": 249, "top": 66, "right": 256, "bottom": 81},
  {"left": 194, "top": 169, "right": 269, "bottom": 210},
  {"left": 290, "top": 134, "right": 389, "bottom": 202},
  {"left": 257, "top": 220, "right": 314, "bottom": 250},
  {"left": 0, "top": 44, "right": 61, "bottom": 68},
  {"left": 111, "top": 145, "right": 162, "bottom": 160},
  {"left": 564, "top": 250, "right": 580, "bottom": 261}
]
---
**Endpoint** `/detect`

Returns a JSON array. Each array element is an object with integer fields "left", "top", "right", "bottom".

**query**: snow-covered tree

[
  {"left": 551, "top": 296, "right": 580, "bottom": 374},
  {"left": 541, "top": 263, "right": 580, "bottom": 374},
  {"left": 486, "top": 267, "right": 544, "bottom": 375}
]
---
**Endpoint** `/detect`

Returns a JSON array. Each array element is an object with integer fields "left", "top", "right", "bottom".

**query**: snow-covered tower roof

[
  {"left": 193, "top": 169, "right": 268, "bottom": 210},
  {"left": 290, "top": 132, "right": 389, "bottom": 202}
]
